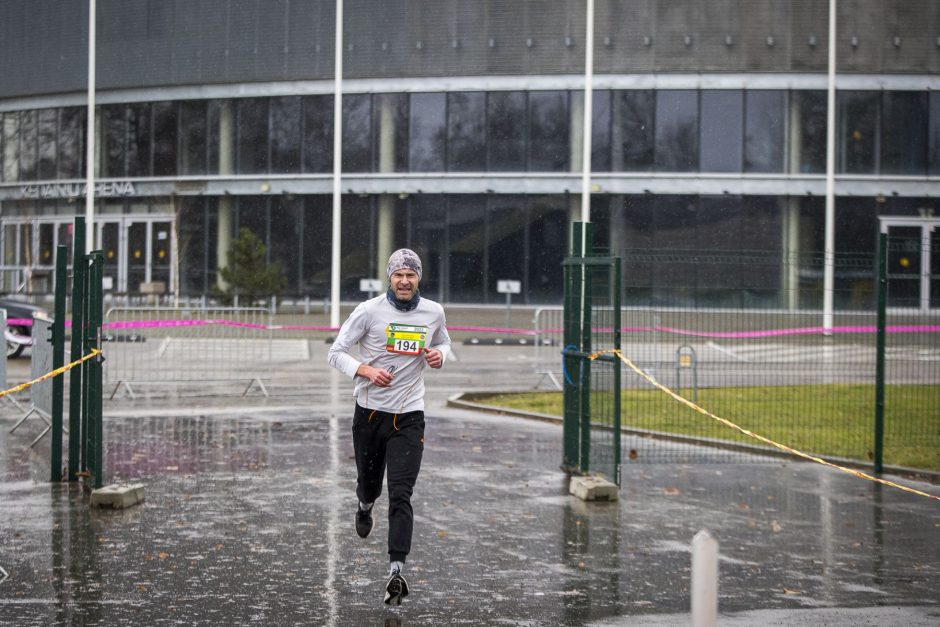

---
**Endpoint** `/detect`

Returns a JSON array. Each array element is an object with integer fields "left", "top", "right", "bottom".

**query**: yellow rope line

[
  {"left": 0, "top": 349, "right": 101, "bottom": 400},
  {"left": 589, "top": 348, "right": 940, "bottom": 503}
]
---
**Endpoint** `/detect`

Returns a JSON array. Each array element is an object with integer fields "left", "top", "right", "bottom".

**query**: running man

[{"left": 327, "top": 248, "right": 451, "bottom": 605}]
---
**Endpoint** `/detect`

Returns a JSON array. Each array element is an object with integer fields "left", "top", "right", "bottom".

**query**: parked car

[{"left": 0, "top": 297, "right": 49, "bottom": 358}]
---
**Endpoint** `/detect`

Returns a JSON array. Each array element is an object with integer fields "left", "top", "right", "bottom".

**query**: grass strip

[{"left": 472, "top": 384, "right": 940, "bottom": 471}]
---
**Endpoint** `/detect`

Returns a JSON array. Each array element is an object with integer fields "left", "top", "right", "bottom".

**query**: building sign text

[{"left": 20, "top": 181, "right": 136, "bottom": 200}]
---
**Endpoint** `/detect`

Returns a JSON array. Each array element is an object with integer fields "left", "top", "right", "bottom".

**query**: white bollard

[{"left": 691, "top": 529, "right": 718, "bottom": 627}]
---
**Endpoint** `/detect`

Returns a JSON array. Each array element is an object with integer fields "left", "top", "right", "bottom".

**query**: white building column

[
  {"left": 783, "top": 199, "right": 801, "bottom": 310},
  {"left": 569, "top": 91, "right": 585, "bottom": 237},
  {"left": 216, "top": 99, "right": 234, "bottom": 290},
  {"left": 376, "top": 94, "right": 396, "bottom": 275},
  {"left": 784, "top": 98, "right": 804, "bottom": 311}
]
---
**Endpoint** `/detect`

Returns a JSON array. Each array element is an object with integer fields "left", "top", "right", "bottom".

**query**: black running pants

[{"left": 352, "top": 403, "right": 425, "bottom": 563}]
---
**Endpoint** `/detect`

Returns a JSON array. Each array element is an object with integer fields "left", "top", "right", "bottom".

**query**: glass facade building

[{"left": 1, "top": 0, "right": 938, "bottom": 309}]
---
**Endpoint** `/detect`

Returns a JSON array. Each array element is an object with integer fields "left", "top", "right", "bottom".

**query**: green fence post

[
  {"left": 50, "top": 245, "right": 68, "bottom": 482},
  {"left": 612, "top": 256, "right": 622, "bottom": 486},
  {"left": 577, "top": 224, "right": 594, "bottom": 476},
  {"left": 874, "top": 233, "right": 887, "bottom": 474},
  {"left": 87, "top": 251, "right": 104, "bottom": 490},
  {"left": 68, "top": 217, "right": 86, "bottom": 482},
  {"left": 562, "top": 223, "right": 584, "bottom": 472}
]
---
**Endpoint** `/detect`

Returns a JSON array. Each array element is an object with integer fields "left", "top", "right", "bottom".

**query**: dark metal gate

[{"left": 562, "top": 223, "right": 622, "bottom": 485}]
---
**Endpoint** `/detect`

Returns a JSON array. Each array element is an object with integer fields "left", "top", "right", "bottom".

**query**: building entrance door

[
  {"left": 880, "top": 217, "right": 940, "bottom": 311},
  {"left": 0, "top": 215, "right": 174, "bottom": 297},
  {"left": 93, "top": 216, "right": 174, "bottom": 295}
]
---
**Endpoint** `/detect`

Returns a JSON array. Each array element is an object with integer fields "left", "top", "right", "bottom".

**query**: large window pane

[
  {"left": 528, "top": 91, "right": 568, "bottom": 172},
  {"left": 2, "top": 113, "right": 19, "bottom": 182},
  {"left": 700, "top": 90, "right": 743, "bottom": 173},
  {"left": 179, "top": 100, "right": 208, "bottom": 175},
  {"left": 301, "top": 195, "right": 332, "bottom": 298},
  {"left": 881, "top": 91, "right": 927, "bottom": 175},
  {"left": 931, "top": 92, "right": 940, "bottom": 176},
  {"left": 339, "top": 195, "right": 373, "bottom": 299},
  {"left": 793, "top": 90, "right": 826, "bottom": 174},
  {"left": 178, "top": 197, "right": 211, "bottom": 294},
  {"left": 101, "top": 105, "right": 127, "bottom": 178},
  {"left": 447, "top": 195, "right": 485, "bottom": 302},
  {"left": 838, "top": 91, "right": 879, "bottom": 174},
  {"left": 302, "top": 95, "right": 333, "bottom": 174},
  {"left": 207, "top": 100, "right": 223, "bottom": 175},
  {"left": 527, "top": 196, "right": 567, "bottom": 303},
  {"left": 447, "top": 92, "right": 486, "bottom": 172},
  {"left": 19, "top": 110, "right": 38, "bottom": 181},
  {"left": 745, "top": 90, "right": 785, "bottom": 173},
  {"left": 487, "top": 91, "right": 526, "bottom": 171},
  {"left": 372, "top": 93, "right": 409, "bottom": 173},
  {"left": 269, "top": 196, "right": 303, "bottom": 293},
  {"left": 696, "top": 196, "right": 783, "bottom": 307},
  {"left": 127, "top": 103, "right": 152, "bottom": 177},
  {"left": 655, "top": 90, "right": 698, "bottom": 172},
  {"left": 236, "top": 196, "right": 268, "bottom": 250},
  {"left": 409, "top": 93, "right": 445, "bottom": 172},
  {"left": 237, "top": 98, "right": 269, "bottom": 174},
  {"left": 613, "top": 90, "right": 654, "bottom": 172},
  {"left": 591, "top": 90, "right": 611, "bottom": 172},
  {"left": 153, "top": 102, "right": 177, "bottom": 176},
  {"left": 58, "top": 107, "right": 85, "bottom": 179},
  {"left": 39, "top": 223, "right": 54, "bottom": 265},
  {"left": 342, "top": 95, "right": 372, "bottom": 172},
  {"left": 407, "top": 195, "right": 446, "bottom": 301},
  {"left": 486, "top": 196, "right": 527, "bottom": 303},
  {"left": 270, "top": 96, "right": 301, "bottom": 174},
  {"left": 37, "top": 109, "right": 57, "bottom": 180}
]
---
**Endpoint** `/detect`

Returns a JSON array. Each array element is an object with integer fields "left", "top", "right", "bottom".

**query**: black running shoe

[
  {"left": 355, "top": 507, "right": 373, "bottom": 539},
  {"left": 384, "top": 572, "right": 409, "bottom": 605}
]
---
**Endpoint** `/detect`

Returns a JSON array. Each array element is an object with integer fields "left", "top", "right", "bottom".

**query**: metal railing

[
  {"left": 535, "top": 303, "right": 938, "bottom": 467},
  {"left": 533, "top": 307, "right": 564, "bottom": 390},
  {"left": 103, "top": 306, "right": 277, "bottom": 399}
]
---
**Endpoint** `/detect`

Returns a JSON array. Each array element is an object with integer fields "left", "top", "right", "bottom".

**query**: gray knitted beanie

[{"left": 386, "top": 248, "right": 422, "bottom": 280}]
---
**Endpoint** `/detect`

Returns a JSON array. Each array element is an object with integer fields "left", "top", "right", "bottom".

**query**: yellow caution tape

[
  {"left": 590, "top": 348, "right": 940, "bottom": 503},
  {"left": 0, "top": 349, "right": 102, "bottom": 400}
]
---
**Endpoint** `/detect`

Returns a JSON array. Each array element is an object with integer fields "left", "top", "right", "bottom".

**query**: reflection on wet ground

[{"left": 1, "top": 408, "right": 938, "bottom": 626}]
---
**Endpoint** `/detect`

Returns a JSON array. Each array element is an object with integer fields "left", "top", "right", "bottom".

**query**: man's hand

[
  {"left": 424, "top": 348, "right": 443, "bottom": 369},
  {"left": 357, "top": 364, "right": 395, "bottom": 387}
]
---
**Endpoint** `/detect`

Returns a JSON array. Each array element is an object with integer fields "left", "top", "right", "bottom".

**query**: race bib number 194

[{"left": 386, "top": 323, "right": 428, "bottom": 355}]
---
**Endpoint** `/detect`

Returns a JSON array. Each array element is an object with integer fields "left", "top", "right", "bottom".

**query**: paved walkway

[{"left": 1, "top": 343, "right": 938, "bottom": 625}]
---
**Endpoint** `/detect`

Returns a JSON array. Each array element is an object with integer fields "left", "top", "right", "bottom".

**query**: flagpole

[
  {"left": 330, "top": 0, "right": 343, "bottom": 328},
  {"left": 85, "top": 0, "right": 96, "bottom": 251}
]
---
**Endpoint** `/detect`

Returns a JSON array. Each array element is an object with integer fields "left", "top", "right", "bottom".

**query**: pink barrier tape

[
  {"left": 6, "top": 317, "right": 939, "bottom": 337},
  {"left": 656, "top": 325, "right": 940, "bottom": 338},
  {"left": 274, "top": 324, "right": 339, "bottom": 331},
  {"left": 449, "top": 325, "right": 536, "bottom": 335},
  {"left": 542, "top": 325, "right": 940, "bottom": 338}
]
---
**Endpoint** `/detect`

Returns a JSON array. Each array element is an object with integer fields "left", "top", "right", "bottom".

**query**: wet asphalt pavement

[{"left": 1, "top": 343, "right": 939, "bottom": 626}]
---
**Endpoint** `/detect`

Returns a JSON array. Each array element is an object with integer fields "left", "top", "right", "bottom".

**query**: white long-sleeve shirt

[{"left": 327, "top": 294, "right": 451, "bottom": 413}]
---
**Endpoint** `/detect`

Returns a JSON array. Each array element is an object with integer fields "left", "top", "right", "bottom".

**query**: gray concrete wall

[{"left": 1, "top": 0, "right": 938, "bottom": 100}]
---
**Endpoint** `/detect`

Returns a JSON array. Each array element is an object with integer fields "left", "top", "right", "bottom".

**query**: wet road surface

[
  {"left": 1, "top": 342, "right": 938, "bottom": 625},
  {"left": 2, "top": 404, "right": 938, "bottom": 626}
]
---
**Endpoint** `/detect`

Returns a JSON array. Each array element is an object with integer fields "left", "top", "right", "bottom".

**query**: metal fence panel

[
  {"left": 614, "top": 243, "right": 938, "bottom": 469},
  {"left": 0, "top": 309, "right": 6, "bottom": 397},
  {"left": 29, "top": 316, "right": 53, "bottom": 418},
  {"left": 883, "top": 232, "right": 940, "bottom": 471},
  {"left": 543, "top": 302, "right": 938, "bottom": 469},
  {"left": 103, "top": 307, "right": 280, "bottom": 398},
  {"left": 533, "top": 307, "right": 563, "bottom": 390},
  {"left": 619, "top": 309, "right": 884, "bottom": 464},
  {"left": 8, "top": 314, "right": 53, "bottom": 445}
]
